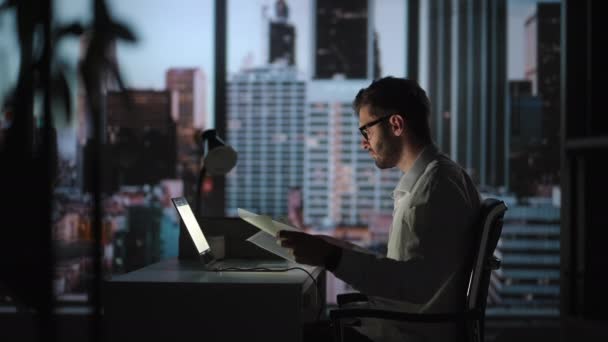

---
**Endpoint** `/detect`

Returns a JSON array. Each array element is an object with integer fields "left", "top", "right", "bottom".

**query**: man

[{"left": 279, "top": 77, "right": 481, "bottom": 342}]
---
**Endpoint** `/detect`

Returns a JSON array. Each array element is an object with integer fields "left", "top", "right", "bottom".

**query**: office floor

[
  {"left": 486, "top": 320, "right": 560, "bottom": 342},
  {"left": 5, "top": 309, "right": 605, "bottom": 342},
  {"left": 322, "top": 305, "right": 563, "bottom": 342}
]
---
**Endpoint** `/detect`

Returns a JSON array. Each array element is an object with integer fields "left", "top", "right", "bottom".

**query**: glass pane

[
  {"left": 0, "top": 0, "right": 214, "bottom": 305},
  {"left": 226, "top": 0, "right": 407, "bottom": 304},
  {"left": 420, "top": 0, "right": 561, "bottom": 320},
  {"left": 494, "top": 0, "right": 562, "bottom": 319}
]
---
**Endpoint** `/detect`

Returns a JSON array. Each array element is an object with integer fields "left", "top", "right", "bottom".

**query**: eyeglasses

[{"left": 358, "top": 115, "right": 393, "bottom": 141}]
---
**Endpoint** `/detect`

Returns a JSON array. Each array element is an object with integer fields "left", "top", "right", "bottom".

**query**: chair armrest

[
  {"left": 330, "top": 308, "right": 481, "bottom": 324},
  {"left": 337, "top": 293, "right": 369, "bottom": 307}
]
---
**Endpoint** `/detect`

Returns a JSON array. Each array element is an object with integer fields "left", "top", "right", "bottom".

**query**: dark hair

[{"left": 353, "top": 76, "right": 432, "bottom": 145}]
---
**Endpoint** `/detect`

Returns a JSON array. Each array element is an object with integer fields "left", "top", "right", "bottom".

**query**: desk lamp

[{"left": 179, "top": 129, "right": 237, "bottom": 260}]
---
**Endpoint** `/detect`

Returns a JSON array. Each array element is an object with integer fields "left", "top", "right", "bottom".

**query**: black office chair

[{"left": 330, "top": 198, "right": 507, "bottom": 342}]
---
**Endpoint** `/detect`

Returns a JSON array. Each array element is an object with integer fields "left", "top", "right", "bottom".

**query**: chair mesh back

[{"left": 466, "top": 199, "right": 507, "bottom": 311}]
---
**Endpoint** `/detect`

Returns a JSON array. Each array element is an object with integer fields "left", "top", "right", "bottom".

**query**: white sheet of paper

[
  {"left": 237, "top": 208, "right": 299, "bottom": 237},
  {"left": 238, "top": 208, "right": 302, "bottom": 262},
  {"left": 246, "top": 231, "right": 296, "bottom": 262}
]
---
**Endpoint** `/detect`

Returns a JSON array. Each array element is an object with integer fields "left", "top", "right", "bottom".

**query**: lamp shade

[{"left": 200, "top": 129, "right": 237, "bottom": 175}]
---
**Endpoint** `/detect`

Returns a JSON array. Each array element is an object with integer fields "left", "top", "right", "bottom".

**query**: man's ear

[{"left": 389, "top": 114, "right": 405, "bottom": 136}]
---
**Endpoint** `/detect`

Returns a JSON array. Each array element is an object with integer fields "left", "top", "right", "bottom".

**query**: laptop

[{"left": 171, "top": 197, "right": 289, "bottom": 271}]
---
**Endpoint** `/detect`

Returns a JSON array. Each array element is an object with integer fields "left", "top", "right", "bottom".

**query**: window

[
  {"left": 0, "top": 0, "right": 214, "bottom": 306},
  {"left": 421, "top": 0, "right": 562, "bottom": 319}
]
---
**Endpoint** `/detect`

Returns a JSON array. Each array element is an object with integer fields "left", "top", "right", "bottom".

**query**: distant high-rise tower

[
  {"left": 166, "top": 68, "right": 207, "bottom": 200},
  {"left": 275, "top": 0, "right": 289, "bottom": 19},
  {"left": 304, "top": 81, "right": 400, "bottom": 227},
  {"left": 492, "top": 200, "right": 561, "bottom": 317},
  {"left": 509, "top": 80, "right": 544, "bottom": 196},
  {"left": 509, "top": 81, "right": 541, "bottom": 151},
  {"left": 525, "top": 3, "right": 561, "bottom": 186},
  {"left": 166, "top": 68, "right": 206, "bottom": 129},
  {"left": 104, "top": 90, "right": 177, "bottom": 186},
  {"left": 269, "top": 23, "right": 296, "bottom": 66},
  {"left": 268, "top": 0, "right": 296, "bottom": 65},
  {"left": 372, "top": 30, "right": 382, "bottom": 79},
  {"left": 225, "top": 66, "right": 306, "bottom": 218},
  {"left": 314, "top": 0, "right": 375, "bottom": 79},
  {"left": 510, "top": 80, "right": 532, "bottom": 97},
  {"left": 76, "top": 33, "right": 119, "bottom": 146},
  {"left": 76, "top": 33, "right": 119, "bottom": 190},
  {"left": 425, "top": 0, "right": 507, "bottom": 188}
]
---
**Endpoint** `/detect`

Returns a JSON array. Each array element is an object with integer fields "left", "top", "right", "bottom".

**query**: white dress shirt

[{"left": 332, "top": 144, "right": 481, "bottom": 342}]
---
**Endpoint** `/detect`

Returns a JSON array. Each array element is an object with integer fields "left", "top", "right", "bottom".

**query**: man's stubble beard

[{"left": 373, "top": 126, "right": 402, "bottom": 170}]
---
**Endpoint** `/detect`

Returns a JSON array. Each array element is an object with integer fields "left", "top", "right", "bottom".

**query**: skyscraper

[
  {"left": 510, "top": 80, "right": 532, "bottom": 97},
  {"left": 76, "top": 33, "right": 119, "bottom": 146},
  {"left": 269, "top": 22, "right": 296, "bottom": 66},
  {"left": 314, "top": 0, "right": 375, "bottom": 79},
  {"left": 304, "top": 81, "right": 400, "bottom": 227},
  {"left": 225, "top": 1, "right": 306, "bottom": 219},
  {"left": 509, "top": 80, "right": 544, "bottom": 196},
  {"left": 104, "top": 90, "right": 177, "bottom": 187},
  {"left": 268, "top": 0, "right": 296, "bottom": 66},
  {"left": 525, "top": 3, "right": 561, "bottom": 186},
  {"left": 490, "top": 199, "right": 561, "bottom": 317},
  {"left": 425, "top": 0, "right": 507, "bottom": 188},
  {"left": 166, "top": 68, "right": 206, "bottom": 129},
  {"left": 165, "top": 68, "right": 207, "bottom": 199},
  {"left": 75, "top": 33, "right": 119, "bottom": 191},
  {"left": 225, "top": 66, "right": 306, "bottom": 218}
]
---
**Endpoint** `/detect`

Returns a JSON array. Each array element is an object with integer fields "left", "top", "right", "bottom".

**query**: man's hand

[
  {"left": 318, "top": 235, "right": 360, "bottom": 250},
  {"left": 277, "top": 230, "right": 340, "bottom": 267}
]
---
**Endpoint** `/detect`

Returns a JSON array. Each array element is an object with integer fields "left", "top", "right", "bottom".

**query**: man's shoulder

[
  {"left": 423, "top": 153, "right": 465, "bottom": 181},
  {"left": 411, "top": 154, "right": 478, "bottom": 201}
]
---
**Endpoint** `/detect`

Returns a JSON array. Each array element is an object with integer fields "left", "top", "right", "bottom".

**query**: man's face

[{"left": 358, "top": 105, "right": 402, "bottom": 169}]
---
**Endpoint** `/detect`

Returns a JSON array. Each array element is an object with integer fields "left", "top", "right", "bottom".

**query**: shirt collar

[{"left": 393, "top": 144, "right": 439, "bottom": 197}]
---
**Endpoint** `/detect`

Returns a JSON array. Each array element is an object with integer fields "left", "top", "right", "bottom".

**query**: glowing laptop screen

[{"left": 172, "top": 197, "right": 210, "bottom": 255}]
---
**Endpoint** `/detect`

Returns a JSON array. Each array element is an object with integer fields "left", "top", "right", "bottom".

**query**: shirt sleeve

[{"left": 332, "top": 171, "right": 479, "bottom": 304}]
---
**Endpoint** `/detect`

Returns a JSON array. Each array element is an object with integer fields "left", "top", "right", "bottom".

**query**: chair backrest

[{"left": 465, "top": 198, "right": 507, "bottom": 341}]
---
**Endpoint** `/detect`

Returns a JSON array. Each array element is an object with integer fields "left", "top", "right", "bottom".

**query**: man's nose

[{"left": 361, "top": 137, "right": 370, "bottom": 150}]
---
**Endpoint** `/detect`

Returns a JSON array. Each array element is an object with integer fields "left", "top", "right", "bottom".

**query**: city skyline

[
  {"left": 1, "top": 0, "right": 553, "bottom": 105},
  {"left": 0, "top": 0, "right": 561, "bottom": 183},
  {"left": 0, "top": 1, "right": 565, "bottom": 315}
]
